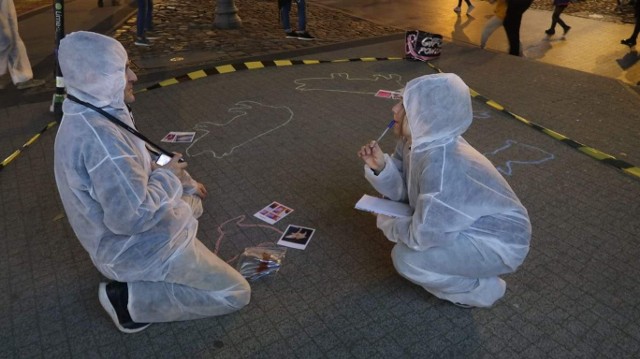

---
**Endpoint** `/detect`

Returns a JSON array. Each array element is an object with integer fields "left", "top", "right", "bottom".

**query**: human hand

[
  {"left": 358, "top": 141, "right": 385, "bottom": 173},
  {"left": 152, "top": 152, "right": 188, "bottom": 181},
  {"left": 194, "top": 181, "right": 208, "bottom": 199}
]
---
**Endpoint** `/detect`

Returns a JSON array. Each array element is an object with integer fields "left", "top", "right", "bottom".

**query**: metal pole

[
  {"left": 51, "top": 0, "right": 65, "bottom": 119},
  {"left": 213, "top": 0, "right": 242, "bottom": 29}
]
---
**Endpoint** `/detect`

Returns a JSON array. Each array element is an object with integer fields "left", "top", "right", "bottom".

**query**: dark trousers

[
  {"left": 503, "top": 0, "right": 533, "bottom": 56},
  {"left": 631, "top": 1, "right": 640, "bottom": 40},
  {"left": 136, "top": 0, "right": 153, "bottom": 38},
  {"left": 550, "top": 5, "right": 569, "bottom": 31}
]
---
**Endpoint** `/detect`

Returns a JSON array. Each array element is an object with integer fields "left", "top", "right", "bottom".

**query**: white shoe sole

[{"left": 98, "top": 283, "right": 150, "bottom": 334}]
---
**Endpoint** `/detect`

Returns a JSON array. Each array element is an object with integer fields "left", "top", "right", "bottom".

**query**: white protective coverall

[
  {"left": 54, "top": 31, "right": 250, "bottom": 323},
  {"left": 364, "top": 73, "right": 531, "bottom": 307},
  {"left": 0, "top": 0, "right": 34, "bottom": 84}
]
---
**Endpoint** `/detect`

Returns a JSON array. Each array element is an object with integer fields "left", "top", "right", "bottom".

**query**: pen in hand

[{"left": 374, "top": 119, "right": 396, "bottom": 145}]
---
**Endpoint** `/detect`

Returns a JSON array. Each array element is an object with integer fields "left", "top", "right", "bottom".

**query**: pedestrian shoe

[
  {"left": 453, "top": 6, "right": 461, "bottom": 13},
  {"left": 466, "top": 5, "right": 475, "bottom": 14},
  {"left": 621, "top": 38, "right": 637, "bottom": 47},
  {"left": 16, "top": 79, "right": 45, "bottom": 90},
  {"left": 562, "top": 26, "right": 571, "bottom": 36},
  {"left": 295, "top": 31, "right": 315, "bottom": 40},
  {"left": 98, "top": 282, "right": 151, "bottom": 334},
  {"left": 134, "top": 37, "right": 151, "bottom": 46},
  {"left": 544, "top": 28, "right": 555, "bottom": 36},
  {"left": 285, "top": 31, "right": 298, "bottom": 39}
]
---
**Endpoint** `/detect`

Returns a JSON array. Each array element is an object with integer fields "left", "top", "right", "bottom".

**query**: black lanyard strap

[{"left": 66, "top": 94, "right": 177, "bottom": 160}]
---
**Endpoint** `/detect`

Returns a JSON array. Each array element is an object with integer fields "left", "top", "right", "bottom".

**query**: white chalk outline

[
  {"left": 186, "top": 100, "right": 294, "bottom": 159},
  {"left": 473, "top": 110, "right": 492, "bottom": 120},
  {"left": 484, "top": 140, "right": 555, "bottom": 176},
  {"left": 294, "top": 73, "right": 404, "bottom": 95},
  {"left": 213, "top": 215, "right": 283, "bottom": 263}
]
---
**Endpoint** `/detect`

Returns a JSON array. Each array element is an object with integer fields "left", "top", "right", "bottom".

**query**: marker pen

[{"left": 375, "top": 119, "right": 396, "bottom": 144}]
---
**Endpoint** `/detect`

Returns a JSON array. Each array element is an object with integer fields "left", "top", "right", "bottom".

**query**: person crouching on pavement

[
  {"left": 357, "top": 73, "right": 531, "bottom": 308},
  {"left": 54, "top": 31, "right": 250, "bottom": 333}
]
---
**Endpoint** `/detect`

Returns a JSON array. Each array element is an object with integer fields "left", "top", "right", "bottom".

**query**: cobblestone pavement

[
  {"left": 113, "top": 0, "right": 399, "bottom": 74},
  {"left": 16, "top": 0, "right": 639, "bottom": 24},
  {"left": 14, "top": 0, "right": 639, "bottom": 76}
]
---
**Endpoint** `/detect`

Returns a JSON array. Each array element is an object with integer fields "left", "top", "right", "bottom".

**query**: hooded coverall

[
  {"left": 364, "top": 73, "right": 531, "bottom": 307},
  {"left": 54, "top": 31, "right": 250, "bottom": 323}
]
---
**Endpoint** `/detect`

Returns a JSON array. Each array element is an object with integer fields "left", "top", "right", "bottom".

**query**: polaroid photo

[
  {"left": 253, "top": 201, "right": 294, "bottom": 225},
  {"left": 375, "top": 89, "right": 402, "bottom": 100},
  {"left": 173, "top": 132, "right": 196, "bottom": 143},
  {"left": 161, "top": 132, "right": 177, "bottom": 143},
  {"left": 277, "top": 224, "right": 315, "bottom": 250},
  {"left": 375, "top": 89, "right": 393, "bottom": 98}
]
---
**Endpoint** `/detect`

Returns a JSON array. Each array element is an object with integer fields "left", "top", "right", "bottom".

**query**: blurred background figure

[
  {"left": 454, "top": 0, "right": 475, "bottom": 14},
  {"left": 279, "top": 0, "right": 315, "bottom": 40},
  {"left": 480, "top": 0, "right": 507, "bottom": 49},
  {"left": 545, "top": 0, "right": 571, "bottom": 37},
  {"left": 134, "top": 0, "right": 155, "bottom": 46},
  {"left": 503, "top": 0, "right": 533, "bottom": 56},
  {"left": 0, "top": 0, "right": 44, "bottom": 90},
  {"left": 621, "top": 0, "right": 640, "bottom": 47}
]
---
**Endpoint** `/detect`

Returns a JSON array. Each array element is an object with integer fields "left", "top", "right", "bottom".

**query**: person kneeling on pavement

[
  {"left": 54, "top": 31, "right": 250, "bottom": 333},
  {"left": 357, "top": 73, "right": 531, "bottom": 308}
]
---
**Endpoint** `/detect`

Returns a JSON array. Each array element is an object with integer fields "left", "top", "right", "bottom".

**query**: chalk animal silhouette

[
  {"left": 186, "top": 101, "right": 293, "bottom": 159},
  {"left": 484, "top": 140, "right": 555, "bottom": 176},
  {"left": 294, "top": 73, "right": 404, "bottom": 95},
  {"left": 473, "top": 110, "right": 492, "bottom": 120}
]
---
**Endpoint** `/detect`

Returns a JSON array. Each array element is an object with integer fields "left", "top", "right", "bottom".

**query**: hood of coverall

[
  {"left": 401, "top": 73, "right": 472, "bottom": 150},
  {"left": 58, "top": 31, "right": 128, "bottom": 111}
]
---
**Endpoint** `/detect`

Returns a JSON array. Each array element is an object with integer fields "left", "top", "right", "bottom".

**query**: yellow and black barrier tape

[
  {"left": 0, "top": 120, "right": 58, "bottom": 171},
  {"left": 136, "top": 57, "right": 403, "bottom": 93},
  {"left": 2, "top": 57, "right": 638, "bottom": 181},
  {"left": 425, "top": 62, "right": 640, "bottom": 180}
]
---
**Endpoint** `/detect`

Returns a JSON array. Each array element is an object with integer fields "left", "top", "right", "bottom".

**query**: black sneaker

[
  {"left": 562, "top": 26, "right": 571, "bottom": 36},
  {"left": 134, "top": 37, "right": 151, "bottom": 47},
  {"left": 285, "top": 31, "right": 298, "bottom": 39},
  {"left": 621, "top": 38, "right": 637, "bottom": 47},
  {"left": 98, "top": 282, "right": 151, "bottom": 334},
  {"left": 295, "top": 31, "right": 315, "bottom": 40},
  {"left": 545, "top": 28, "right": 555, "bottom": 36}
]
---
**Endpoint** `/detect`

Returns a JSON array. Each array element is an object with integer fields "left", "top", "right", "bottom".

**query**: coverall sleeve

[
  {"left": 376, "top": 153, "right": 477, "bottom": 250},
  {"left": 179, "top": 170, "right": 199, "bottom": 195},
  {"left": 364, "top": 144, "right": 408, "bottom": 202},
  {"left": 84, "top": 125, "right": 184, "bottom": 236}
]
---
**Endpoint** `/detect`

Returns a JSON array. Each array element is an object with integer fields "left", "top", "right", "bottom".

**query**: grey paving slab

[{"left": 1, "top": 37, "right": 640, "bottom": 358}]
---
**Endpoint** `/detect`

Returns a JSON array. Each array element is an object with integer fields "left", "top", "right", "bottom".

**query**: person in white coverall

[
  {"left": 358, "top": 73, "right": 531, "bottom": 308},
  {"left": 0, "top": 0, "right": 44, "bottom": 89},
  {"left": 54, "top": 31, "right": 250, "bottom": 333}
]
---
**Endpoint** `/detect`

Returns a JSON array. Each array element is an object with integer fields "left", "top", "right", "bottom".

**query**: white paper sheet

[{"left": 355, "top": 194, "right": 412, "bottom": 218}]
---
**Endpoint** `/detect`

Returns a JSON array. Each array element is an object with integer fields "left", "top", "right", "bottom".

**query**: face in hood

[
  {"left": 401, "top": 73, "right": 472, "bottom": 148},
  {"left": 58, "top": 31, "right": 128, "bottom": 110}
]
